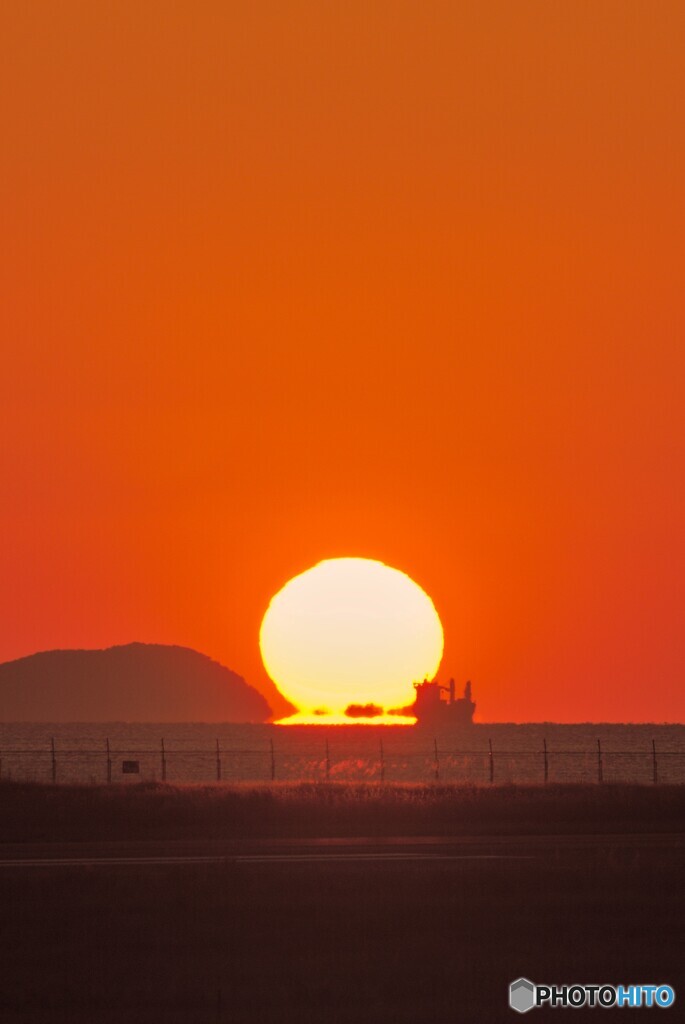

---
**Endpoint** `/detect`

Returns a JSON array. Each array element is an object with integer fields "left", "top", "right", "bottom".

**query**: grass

[
  {"left": 0, "top": 843, "right": 682, "bottom": 1023},
  {"left": 1, "top": 781, "right": 683, "bottom": 1022},
  {"left": 0, "top": 779, "right": 684, "bottom": 842}
]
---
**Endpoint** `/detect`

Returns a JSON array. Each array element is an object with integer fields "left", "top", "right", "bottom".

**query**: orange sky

[{"left": 1, "top": 1, "right": 684, "bottom": 722}]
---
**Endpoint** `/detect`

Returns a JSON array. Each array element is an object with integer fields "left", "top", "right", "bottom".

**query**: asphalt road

[{"left": 0, "top": 832, "right": 682, "bottom": 868}]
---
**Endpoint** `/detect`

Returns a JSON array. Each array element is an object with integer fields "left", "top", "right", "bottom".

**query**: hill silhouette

[{"left": 0, "top": 643, "right": 272, "bottom": 722}]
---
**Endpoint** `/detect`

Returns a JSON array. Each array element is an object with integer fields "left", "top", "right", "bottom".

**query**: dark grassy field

[
  {"left": 2, "top": 779, "right": 685, "bottom": 841},
  {"left": 0, "top": 844, "right": 683, "bottom": 1023},
  {"left": 0, "top": 782, "right": 682, "bottom": 1022}
]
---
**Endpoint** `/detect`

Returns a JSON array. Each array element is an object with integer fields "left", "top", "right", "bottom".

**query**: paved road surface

[{"left": 0, "top": 832, "right": 682, "bottom": 868}]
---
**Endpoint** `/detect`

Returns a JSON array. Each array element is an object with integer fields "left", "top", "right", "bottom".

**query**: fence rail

[{"left": 0, "top": 738, "right": 684, "bottom": 785}]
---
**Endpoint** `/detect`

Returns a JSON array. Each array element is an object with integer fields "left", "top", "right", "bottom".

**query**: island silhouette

[{"left": 0, "top": 643, "right": 271, "bottom": 722}]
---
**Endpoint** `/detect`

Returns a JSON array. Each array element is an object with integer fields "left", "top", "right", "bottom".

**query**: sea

[{"left": 0, "top": 722, "right": 684, "bottom": 786}]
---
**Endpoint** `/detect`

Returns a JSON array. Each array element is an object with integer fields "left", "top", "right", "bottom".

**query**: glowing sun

[{"left": 260, "top": 558, "right": 444, "bottom": 724}]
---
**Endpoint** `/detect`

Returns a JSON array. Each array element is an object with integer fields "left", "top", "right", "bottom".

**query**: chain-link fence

[{"left": 1, "top": 737, "right": 684, "bottom": 785}]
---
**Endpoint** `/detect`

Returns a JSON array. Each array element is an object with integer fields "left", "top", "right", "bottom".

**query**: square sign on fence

[{"left": 122, "top": 760, "right": 140, "bottom": 774}]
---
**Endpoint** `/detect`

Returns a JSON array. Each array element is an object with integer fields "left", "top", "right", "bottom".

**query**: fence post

[
  {"left": 597, "top": 739, "right": 603, "bottom": 784},
  {"left": 488, "top": 738, "right": 494, "bottom": 784},
  {"left": 652, "top": 739, "right": 658, "bottom": 785},
  {"left": 216, "top": 739, "right": 222, "bottom": 782},
  {"left": 106, "top": 738, "right": 112, "bottom": 784},
  {"left": 379, "top": 738, "right": 385, "bottom": 783},
  {"left": 543, "top": 738, "right": 549, "bottom": 784},
  {"left": 270, "top": 738, "right": 276, "bottom": 781},
  {"left": 50, "top": 737, "right": 57, "bottom": 784},
  {"left": 161, "top": 738, "right": 167, "bottom": 782},
  {"left": 325, "top": 739, "right": 330, "bottom": 782},
  {"left": 433, "top": 738, "right": 440, "bottom": 781}
]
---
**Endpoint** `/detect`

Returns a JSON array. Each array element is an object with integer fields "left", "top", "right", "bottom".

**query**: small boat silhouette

[{"left": 412, "top": 678, "right": 476, "bottom": 725}]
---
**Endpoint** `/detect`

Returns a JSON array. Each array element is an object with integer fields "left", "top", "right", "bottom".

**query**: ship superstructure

[{"left": 412, "top": 678, "right": 476, "bottom": 725}]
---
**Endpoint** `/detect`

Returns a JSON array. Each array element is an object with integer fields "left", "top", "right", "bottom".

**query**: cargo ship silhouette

[{"left": 412, "top": 678, "right": 476, "bottom": 725}]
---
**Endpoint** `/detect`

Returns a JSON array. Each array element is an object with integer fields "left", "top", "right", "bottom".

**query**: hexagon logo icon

[{"left": 509, "top": 978, "right": 536, "bottom": 1013}]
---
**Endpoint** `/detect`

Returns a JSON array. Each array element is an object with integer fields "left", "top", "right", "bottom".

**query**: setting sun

[{"left": 259, "top": 558, "right": 443, "bottom": 723}]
